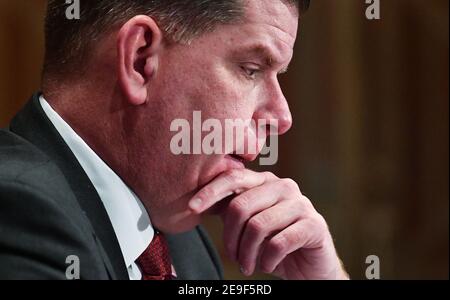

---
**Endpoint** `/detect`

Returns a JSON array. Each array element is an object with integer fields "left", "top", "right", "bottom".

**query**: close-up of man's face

[{"left": 123, "top": 0, "right": 299, "bottom": 233}]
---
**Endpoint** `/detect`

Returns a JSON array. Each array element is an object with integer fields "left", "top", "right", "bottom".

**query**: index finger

[{"left": 188, "top": 169, "right": 275, "bottom": 214}]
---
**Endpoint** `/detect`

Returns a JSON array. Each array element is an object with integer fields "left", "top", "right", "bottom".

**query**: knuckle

[
  {"left": 300, "top": 195, "right": 315, "bottom": 210},
  {"left": 268, "top": 236, "right": 288, "bottom": 253},
  {"left": 310, "top": 214, "right": 329, "bottom": 237},
  {"left": 225, "top": 168, "right": 244, "bottom": 182},
  {"left": 315, "top": 214, "right": 328, "bottom": 229},
  {"left": 198, "top": 186, "right": 215, "bottom": 200},
  {"left": 247, "top": 217, "right": 266, "bottom": 234},
  {"left": 281, "top": 178, "right": 300, "bottom": 193},
  {"left": 287, "top": 229, "right": 304, "bottom": 247},
  {"left": 263, "top": 171, "right": 277, "bottom": 180},
  {"left": 287, "top": 198, "right": 303, "bottom": 212},
  {"left": 269, "top": 229, "right": 304, "bottom": 254},
  {"left": 228, "top": 198, "right": 248, "bottom": 219}
]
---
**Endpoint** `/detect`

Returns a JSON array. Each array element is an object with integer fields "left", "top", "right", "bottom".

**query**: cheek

[
  {"left": 160, "top": 47, "right": 257, "bottom": 120},
  {"left": 189, "top": 67, "right": 256, "bottom": 120}
]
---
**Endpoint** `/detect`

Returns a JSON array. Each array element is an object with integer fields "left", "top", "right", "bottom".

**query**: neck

[{"left": 43, "top": 76, "right": 137, "bottom": 189}]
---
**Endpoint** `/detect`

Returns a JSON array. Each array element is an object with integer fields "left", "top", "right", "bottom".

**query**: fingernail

[
  {"left": 189, "top": 198, "right": 203, "bottom": 211},
  {"left": 240, "top": 266, "right": 248, "bottom": 276}
]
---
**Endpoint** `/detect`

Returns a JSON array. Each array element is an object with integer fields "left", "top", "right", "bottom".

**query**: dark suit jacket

[{"left": 0, "top": 93, "right": 223, "bottom": 280}]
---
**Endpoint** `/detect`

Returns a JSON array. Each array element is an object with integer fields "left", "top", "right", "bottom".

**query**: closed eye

[{"left": 240, "top": 64, "right": 262, "bottom": 79}]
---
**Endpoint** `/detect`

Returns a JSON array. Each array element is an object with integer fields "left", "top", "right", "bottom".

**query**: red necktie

[{"left": 136, "top": 231, "right": 174, "bottom": 280}]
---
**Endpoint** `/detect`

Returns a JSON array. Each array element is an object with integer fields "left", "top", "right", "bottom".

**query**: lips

[
  {"left": 198, "top": 153, "right": 257, "bottom": 189},
  {"left": 229, "top": 151, "right": 259, "bottom": 164},
  {"left": 227, "top": 154, "right": 246, "bottom": 169}
]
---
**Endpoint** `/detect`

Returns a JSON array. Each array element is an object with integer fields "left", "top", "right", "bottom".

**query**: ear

[{"left": 117, "top": 15, "right": 163, "bottom": 106}]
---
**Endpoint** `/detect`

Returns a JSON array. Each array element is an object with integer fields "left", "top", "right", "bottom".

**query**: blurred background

[{"left": 0, "top": 0, "right": 448, "bottom": 279}]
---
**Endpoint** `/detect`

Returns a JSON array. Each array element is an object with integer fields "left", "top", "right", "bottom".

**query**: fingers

[
  {"left": 259, "top": 221, "right": 310, "bottom": 274},
  {"left": 189, "top": 167, "right": 337, "bottom": 279},
  {"left": 188, "top": 169, "right": 276, "bottom": 214},
  {"left": 259, "top": 216, "right": 328, "bottom": 274},
  {"left": 237, "top": 199, "right": 302, "bottom": 276},
  {"left": 222, "top": 181, "right": 286, "bottom": 262}
]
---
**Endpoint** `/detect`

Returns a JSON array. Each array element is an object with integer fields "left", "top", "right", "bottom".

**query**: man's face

[{"left": 131, "top": 0, "right": 299, "bottom": 233}]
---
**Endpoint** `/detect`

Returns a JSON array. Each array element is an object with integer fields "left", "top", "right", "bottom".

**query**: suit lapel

[{"left": 9, "top": 93, "right": 129, "bottom": 280}]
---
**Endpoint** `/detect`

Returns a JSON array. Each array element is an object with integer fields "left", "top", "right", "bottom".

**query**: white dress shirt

[{"left": 39, "top": 96, "right": 154, "bottom": 280}]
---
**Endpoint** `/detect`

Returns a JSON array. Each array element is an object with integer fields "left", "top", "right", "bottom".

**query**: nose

[{"left": 253, "top": 78, "right": 293, "bottom": 136}]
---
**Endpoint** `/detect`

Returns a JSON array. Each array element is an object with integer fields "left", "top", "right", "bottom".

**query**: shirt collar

[{"left": 39, "top": 95, "right": 154, "bottom": 269}]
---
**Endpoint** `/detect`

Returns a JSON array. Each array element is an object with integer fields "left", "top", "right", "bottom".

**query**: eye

[{"left": 240, "top": 64, "right": 261, "bottom": 79}]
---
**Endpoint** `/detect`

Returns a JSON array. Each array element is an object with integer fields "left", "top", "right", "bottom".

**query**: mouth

[
  {"left": 198, "top": 153, "right": 256, "bottom": 189},
  {"left": 229, "top": 153, "right": 245, "bottom": 163},
  {"left": 226, "top": 152, "right": 258, "bottom": 169},
  {"left": 226, "top": 154, "right": 246, "bottom": 168}
]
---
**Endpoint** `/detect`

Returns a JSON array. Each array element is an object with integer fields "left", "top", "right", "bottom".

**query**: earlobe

[{"left": 117, "top": 16, "right": 163, "bottom": 106}]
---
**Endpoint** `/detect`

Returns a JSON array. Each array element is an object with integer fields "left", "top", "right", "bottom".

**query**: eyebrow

[{"left": 234, "top": 44, "right": 291, "bottom": 74}]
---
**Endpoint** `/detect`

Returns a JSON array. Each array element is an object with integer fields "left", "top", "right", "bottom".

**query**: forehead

[
  {"left": 178, "top": 0, "right": 299, "bottom": 65},
  {"left": 242, "top": 0, "right": 299, "bottom": 47}
]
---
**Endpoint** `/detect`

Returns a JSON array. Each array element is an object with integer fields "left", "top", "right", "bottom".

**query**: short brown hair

[{"left": 43, "top": 0, "right": 310, "bottom": 78}]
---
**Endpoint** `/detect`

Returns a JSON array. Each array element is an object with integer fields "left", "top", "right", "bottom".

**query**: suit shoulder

[
  {"left": 0, "top": 176, "right": 106, "bottom": 279},
  {"left": 0, "top": 129, "right": 68, "bottom": 191},
  {"left": 0, "top": 130, "right": 107, "bottom": 279},
  {"left": 0, "top": 128, "right": 84, "bottom": 226}
]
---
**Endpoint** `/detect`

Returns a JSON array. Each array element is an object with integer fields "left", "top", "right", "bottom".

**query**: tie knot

[{"left": 136, "top": 232, "right": 173, "bottom": 280}]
